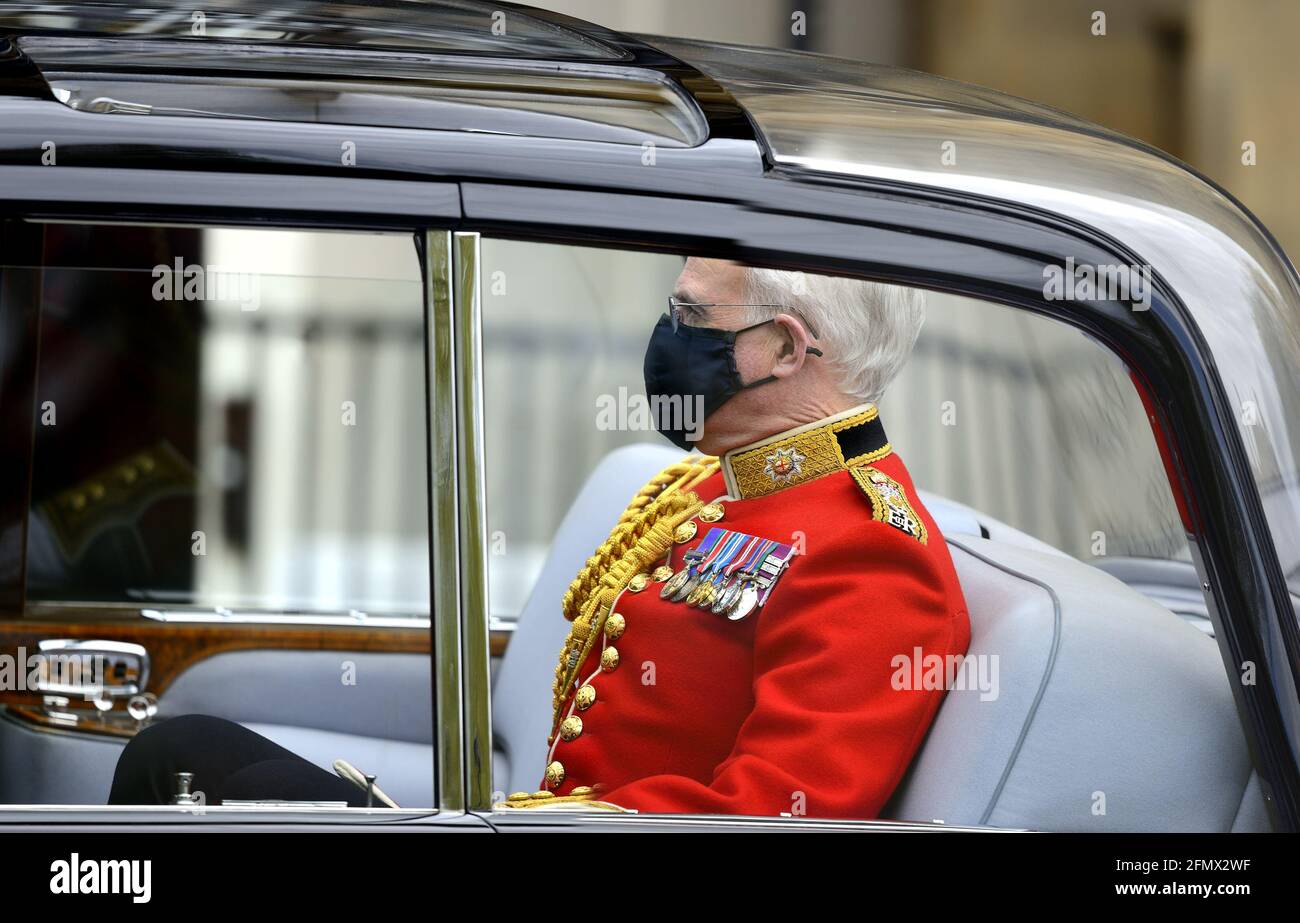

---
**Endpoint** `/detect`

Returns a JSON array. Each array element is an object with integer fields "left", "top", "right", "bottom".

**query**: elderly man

[
  {"left": 108, "top": 258, "right": 969, "bottom": 820},
  {"left": 499, "top": 258, "right": 970, "bottom": 817}
]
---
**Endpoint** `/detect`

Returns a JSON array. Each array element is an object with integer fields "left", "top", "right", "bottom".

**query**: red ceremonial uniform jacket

[{"left": 538, "top": 404, "right": 970, "bottom": 819}]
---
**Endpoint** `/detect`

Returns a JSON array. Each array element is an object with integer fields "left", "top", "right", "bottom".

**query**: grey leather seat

[
  {"left": 493, "top": 443, "right": 1269, "bottom": 830},
  {"left": 883, "top": 536, "right": 1268, "bottom": 831},
  {"left": 159, "top": 650, "right": 435, "bottom": 808}
]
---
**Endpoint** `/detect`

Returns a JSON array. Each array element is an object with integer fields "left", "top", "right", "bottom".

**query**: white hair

[{"left": 741, "top": 267, "right": 925, "bottom": 404}]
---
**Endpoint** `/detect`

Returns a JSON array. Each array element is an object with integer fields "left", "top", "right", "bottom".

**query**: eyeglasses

[{"left": 667, "top": 296, "right": 821, "bottom": 339}]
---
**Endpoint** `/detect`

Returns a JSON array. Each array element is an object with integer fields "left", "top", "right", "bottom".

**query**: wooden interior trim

[{"left": 0, "top": 617, "right": 432, "bottom": 705}]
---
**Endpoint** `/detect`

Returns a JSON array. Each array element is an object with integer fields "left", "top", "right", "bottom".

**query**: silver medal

[{"left": 728, "top": 584, "right": 759, "bottom": 621}]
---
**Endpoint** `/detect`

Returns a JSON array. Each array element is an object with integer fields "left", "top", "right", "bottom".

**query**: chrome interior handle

[{"left": 33, "top": 639, "right": 150, "bottom": 699}]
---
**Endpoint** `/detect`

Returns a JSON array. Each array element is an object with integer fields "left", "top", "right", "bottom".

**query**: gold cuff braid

[
  {"left": 495, "top": 794, "right": 630, "bottom": 812},
  {"left": 549, "top": 455, "right": 719, "bottom": 732}
]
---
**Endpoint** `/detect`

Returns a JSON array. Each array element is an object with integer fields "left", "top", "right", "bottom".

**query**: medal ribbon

[
  {"left": 756, "top": 544, "right": 797, "bottom": 605},
  {"left": 720, "top": 535, "right": 764, "bottom": 580},
  {"left": 681, "top": 527, "right": 725, "bottom": 571},
  {"left": 697, "top": 529, "right": 747, "bottom": 579},
  {"left": 703, "top": 531, "right": 755, "bottom": 589},
  {"left": 733, "top": 538, "right": 777, "bottom": 581},
  {"left": 676, "top": 527, "right": 727, "bottom": 581}
]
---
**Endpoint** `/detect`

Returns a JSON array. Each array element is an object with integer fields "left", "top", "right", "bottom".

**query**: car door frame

[
  {"left": 0, "top": 148, "right": 485, "bottom": 829},
  {"left": 453, "top": 171, "right": 1300, "bottom": 833}
]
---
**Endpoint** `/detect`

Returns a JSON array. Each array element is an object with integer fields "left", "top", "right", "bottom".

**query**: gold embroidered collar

[{"left": 720, "top": 404, "right": 892, "bottom": 500}]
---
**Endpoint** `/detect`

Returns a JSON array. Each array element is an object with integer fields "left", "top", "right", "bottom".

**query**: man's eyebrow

[{"left": 672, "top": 288, "right": 703, "bottom": 304}]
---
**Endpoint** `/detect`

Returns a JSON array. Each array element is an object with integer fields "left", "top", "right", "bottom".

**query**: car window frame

[
  {"left": 455, "top": 175, "right": 1300, "bottom": 833},
  {"left": 0, "top": 171, "right": 466, "bottom": 825}
]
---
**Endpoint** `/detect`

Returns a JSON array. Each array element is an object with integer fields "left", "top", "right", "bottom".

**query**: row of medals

[{"left": 654, "top": 503, "right": 762, "bottom": 622}]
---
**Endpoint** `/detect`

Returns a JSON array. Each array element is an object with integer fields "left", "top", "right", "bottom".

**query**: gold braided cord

[
  {"left": 549, "top": 455, "right": 719, "bottom": 731},
  {"left": 560, "top": 457, "right": 716, "bottom": 622}
]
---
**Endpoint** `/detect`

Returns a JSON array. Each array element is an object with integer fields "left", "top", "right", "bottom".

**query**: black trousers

[{"left": 108, "top": 714, "right": 369, "bottom": 807}]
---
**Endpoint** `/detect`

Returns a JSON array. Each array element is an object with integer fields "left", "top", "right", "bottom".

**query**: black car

[{"left": 0, "top": 0, "right": 1296, "bottom": 834}]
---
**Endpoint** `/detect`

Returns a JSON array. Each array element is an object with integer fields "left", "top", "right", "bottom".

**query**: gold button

[
  {"left": 560, "top": 715, "right": 583, "bottom": 741},
  {"left": 570, "top": 786, "right": 595, "bottom": 797},
  {"left": 651, "top": 565, "right": 674, "bottom": 582},
  {"left": 88, "top": 482, "right": 106, "bottom": 501},
  {"left": 674, "top": 521, "right": 698, "bottom": 543},
  {"left": 544, "top": 761, "right": 565, "bottom": 788},
  {"left": 699, "top": 502, "right": 725, "bottom": 523},
  {"left": 627, "top": 573, "right": 648, "bottom": 593},
  {"left": 600, "top": 646, "right": 620, "bottom": 672},
  {"left": 530, "top": 790, "right": 554, "bottom": 800},
  {"left": 575, "top": 684, "right": 597, "bottom": 710},
  {"left": 507, "top": 791, "right": 533, "bottom": 802},
  {"left": 604, "top": 613, "right": 625, "bottom": 641},
  {"left": 137, "top": 454, "right": 156, "bottom": 474},
  {"left": 69, "top": 493, "right": 86, "bottom": 511}
]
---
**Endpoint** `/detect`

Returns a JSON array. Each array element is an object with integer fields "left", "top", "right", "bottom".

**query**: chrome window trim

[
  {"left": 452, "top": 231, "right": 494, "bottom": 811},
  {"left": 0, "top": 804, "right": 494, "bottom": 832},
  {"left": 425, "top": 228, "right": 465, "bottom": 815},
  {"left": 139, "top": 611, "right": 431, "bottom": 629},
  {"left": 21, "top": 601, "right": 435, "bottom": 629}
]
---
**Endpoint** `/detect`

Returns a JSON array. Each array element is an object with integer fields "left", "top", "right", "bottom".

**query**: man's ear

[{"left": 769, "top": 313, "right": 811, "bottom": 379}]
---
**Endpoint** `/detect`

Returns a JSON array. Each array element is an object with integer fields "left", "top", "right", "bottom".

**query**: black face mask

[{"left": 642, "top": 313, "right": 822, "bottom": 450}]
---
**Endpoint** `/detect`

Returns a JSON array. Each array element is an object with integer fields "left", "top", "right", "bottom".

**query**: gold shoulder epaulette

[{"left": 849, "top": 464, "right": 928, "bottom": 545}]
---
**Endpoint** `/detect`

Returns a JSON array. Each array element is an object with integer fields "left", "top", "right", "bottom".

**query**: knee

[{"left": 118, "top": 714, "right": 238, "bottom": 766}]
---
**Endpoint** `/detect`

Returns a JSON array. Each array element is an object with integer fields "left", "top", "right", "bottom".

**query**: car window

[
  {"left": 0, "top": 220, "right": 437, "bottom": 814},
  {"left": 20, "top": 222, "right": 430, "bottom": 618},
  {"left": 880, "top": 294, "right": 1190, "bottom": 564},
  {"left": 480, "top": 239, "right": 1245, "bottom": 831},
  {"left": 480, "top": 238, "right": 1188, "bottom": 627}
]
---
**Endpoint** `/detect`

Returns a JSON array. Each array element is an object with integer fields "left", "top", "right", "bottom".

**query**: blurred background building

[{"left": 543, "top": 0, "right": 1300, "bottom": 264}]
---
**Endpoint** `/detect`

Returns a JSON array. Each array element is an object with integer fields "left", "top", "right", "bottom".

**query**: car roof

[
  {"left": 0, "top": 2, "right": 752, "bottom": 148},
  {"left": 0, "top": 0, "right": 627, "bottom": 59}
]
